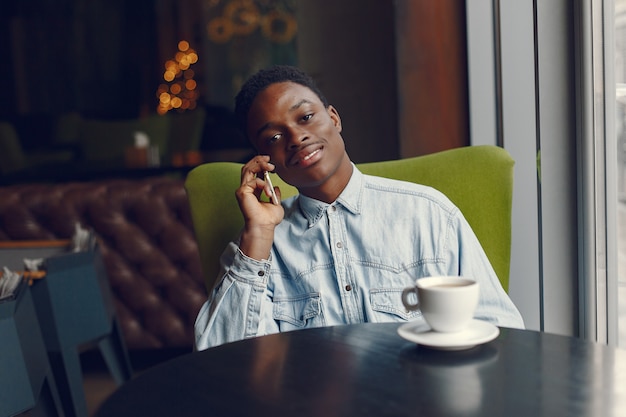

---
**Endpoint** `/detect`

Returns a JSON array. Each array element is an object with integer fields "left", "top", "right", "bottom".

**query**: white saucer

[{"left": 397, "top": 319, "right": 500, "bottom": 351}]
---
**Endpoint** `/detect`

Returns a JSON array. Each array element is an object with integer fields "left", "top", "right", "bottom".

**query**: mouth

[{"left": 289, "top": 146, "right": 323, "bottom": 167}]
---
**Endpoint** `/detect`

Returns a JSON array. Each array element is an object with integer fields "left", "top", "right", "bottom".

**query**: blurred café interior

[
  {"left": 0, "top": 0, "right": 468, "bottom": 183},
  {"left": 0, "top": 0, "right": 473, "bottom": 415},
  {"left": 4, "top": 0, "right": 625, "bottom": 416}
]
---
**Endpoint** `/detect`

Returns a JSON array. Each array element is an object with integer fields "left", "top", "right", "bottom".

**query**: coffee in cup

[{"left": 401, "top": 276, "right": 479, "bottom": 332}]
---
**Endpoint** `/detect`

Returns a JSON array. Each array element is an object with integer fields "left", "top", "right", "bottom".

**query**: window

[{"left": 614, "top": 0, "right": 626, "bottom": 347}]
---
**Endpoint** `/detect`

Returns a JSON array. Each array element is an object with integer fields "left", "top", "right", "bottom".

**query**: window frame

[{"left": 465, "top": 0, "right": 621, "bottom": 343}]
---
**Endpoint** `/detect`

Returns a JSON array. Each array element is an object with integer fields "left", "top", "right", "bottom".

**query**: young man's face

[{"left": 247, "top": 81, "right": 349, "bottom": 192}]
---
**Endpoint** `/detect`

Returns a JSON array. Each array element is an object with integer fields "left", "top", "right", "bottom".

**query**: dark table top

[{"left": 96, "top": 323, "right": 626, "bottom": 417}]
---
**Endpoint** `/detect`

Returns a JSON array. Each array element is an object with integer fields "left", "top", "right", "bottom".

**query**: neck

[{"left": 298, "top": 154, "right": 353, "bottom": 203}]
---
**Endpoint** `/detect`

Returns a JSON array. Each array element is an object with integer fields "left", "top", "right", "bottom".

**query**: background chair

[
  {"left": 0, "top": 121, "right": 74, "bottom": 178},
  {"left": 31, "top": 248, "right": 133, "bottom": 417},
  {"left": 185, "top": 145, "right": 514, "bottom": 293},
  {"left": 77, "top": 114, "right": 171, "bottom": 163},
  {"left": 1, "top": 281, "right": 64, "bottom": 417},
  {"left": 167, "top": 107, "right": 206, "bottom": 159}
]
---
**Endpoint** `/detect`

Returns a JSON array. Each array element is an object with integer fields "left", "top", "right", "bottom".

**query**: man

[{"left": 194, "top": 65, "right": 524, "bottom": 349}]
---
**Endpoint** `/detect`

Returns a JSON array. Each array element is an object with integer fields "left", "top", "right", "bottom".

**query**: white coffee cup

[{"left": 401, "top": 276, "right": 479, "bottom": 332}]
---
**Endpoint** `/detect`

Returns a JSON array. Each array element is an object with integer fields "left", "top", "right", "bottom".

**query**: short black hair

[{"left": 234, "top": 65, "right": 329, "bottom": 138}]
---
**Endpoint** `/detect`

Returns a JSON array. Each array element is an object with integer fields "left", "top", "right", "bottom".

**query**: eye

[
  {"left": 268, "top": 133, "right": 282, "bottom": 145},
  {"left": 302, "top": 113, "right": 313, "bottom": 122}
]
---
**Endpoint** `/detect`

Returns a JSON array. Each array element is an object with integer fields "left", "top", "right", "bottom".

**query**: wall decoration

[{"left": 201, "top": 0, "right": 298, "bottom": 108}]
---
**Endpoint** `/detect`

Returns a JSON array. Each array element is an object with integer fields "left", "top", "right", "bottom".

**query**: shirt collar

[{"left": 298, "top": 165, "right": 364, "bottom": 228}]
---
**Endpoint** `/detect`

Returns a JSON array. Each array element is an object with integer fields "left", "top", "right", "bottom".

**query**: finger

[
  {"left": 236, "top": 176, "right": 264, "bottom": 203},
  {"left": 273, "top": 186, "right": 282, "bottom": 204},
  {"left": 241, "top": 156, "right": 274, "bottom": 183}
]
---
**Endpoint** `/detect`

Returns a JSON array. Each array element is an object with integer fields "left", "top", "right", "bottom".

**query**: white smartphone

[{"left": 264, "top": 171, "right": 279, "bottom": 205}]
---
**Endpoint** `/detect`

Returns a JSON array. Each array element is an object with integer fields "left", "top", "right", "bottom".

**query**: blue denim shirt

[{"left": 195, "top": 167, "right": 524, "bottom": 349}]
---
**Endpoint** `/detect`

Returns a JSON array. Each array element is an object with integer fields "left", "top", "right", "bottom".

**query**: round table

[{"left": 96, "top": 323, "right": 626, "bottom": 417}]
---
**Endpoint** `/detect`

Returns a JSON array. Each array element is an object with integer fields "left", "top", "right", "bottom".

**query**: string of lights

[{"left": 156, "top": 40, "right": 199, "bottom": 115}]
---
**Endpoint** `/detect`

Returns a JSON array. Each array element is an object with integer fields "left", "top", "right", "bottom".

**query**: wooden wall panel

[{"left": 395, "top": 0, "right": 469, "bottom": 157}]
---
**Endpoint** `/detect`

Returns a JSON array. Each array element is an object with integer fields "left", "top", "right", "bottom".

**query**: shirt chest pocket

[
  {"left": 273, "top": 293, "right": 325, "bottom": 331},
  {"left": 370, "top": 288, "right": 422, "bottom": 322}
]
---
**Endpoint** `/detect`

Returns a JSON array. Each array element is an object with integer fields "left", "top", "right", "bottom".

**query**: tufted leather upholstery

[{"left": 0, "top": 177, "right": 207, "bottom": 350}]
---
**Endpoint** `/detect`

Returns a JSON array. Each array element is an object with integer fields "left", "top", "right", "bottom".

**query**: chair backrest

[
  {"left": 78, "top": 114, "right": 171, "bottom": 162},
  {"left": 185, "top": 145, "right": 514, "bottom": 293},
  {"left": 168, "top": 107, "right": 206, "bottom": 157},
  {"left": 0, "top": 121, "right": 27, "bottom": 175}
]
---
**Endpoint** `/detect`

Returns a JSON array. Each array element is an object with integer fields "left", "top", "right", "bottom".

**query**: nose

[{"left": 287, "top": 127, "right": 309, "bottom": 149}]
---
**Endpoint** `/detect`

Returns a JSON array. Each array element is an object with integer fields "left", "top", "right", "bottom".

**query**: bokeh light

[{"left": 157, "top": 40, "right": 199, "bottom": 114}]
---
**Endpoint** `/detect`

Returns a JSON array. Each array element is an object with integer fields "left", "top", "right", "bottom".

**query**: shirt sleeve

[
  {"left": 194, "top": 242, "right": 276, "bottom": 350},
  {"left": 451, "top": 211, "right": 526, "bottom": 329}
]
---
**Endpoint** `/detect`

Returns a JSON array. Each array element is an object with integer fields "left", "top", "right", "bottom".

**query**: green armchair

[{"left": 185, "top": 145, "right": 514, "bottom": 293}]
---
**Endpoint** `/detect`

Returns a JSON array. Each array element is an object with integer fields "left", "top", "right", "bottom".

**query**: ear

[{"left": 327, "top": 105, "right": 342, "bottom": 133}]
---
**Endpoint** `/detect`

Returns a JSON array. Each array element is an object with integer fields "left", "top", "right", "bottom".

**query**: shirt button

[
  {"left": 258, "top": 270, "right": 265, "bottom": 277},
  {"left": 345, "top": 285, "right": 352, "bottom": 291},
  {"left": 330, "top": 206, "right": 337, "bottom": 212},
  {"left": 336, "top": 242, "right": 343, "bottom": 248}
]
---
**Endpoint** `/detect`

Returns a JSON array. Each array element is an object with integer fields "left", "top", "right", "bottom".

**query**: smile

[
  {"left": 290, "top": 145, "right": 324, "bottom": 167},
  {"left": 303, "top": 149, "right": 321, "bottom": 161}
]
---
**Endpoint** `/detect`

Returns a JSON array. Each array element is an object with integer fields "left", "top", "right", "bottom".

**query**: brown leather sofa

[{"left": 0, "top": 176, "right": 207, "bottom": 351}]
